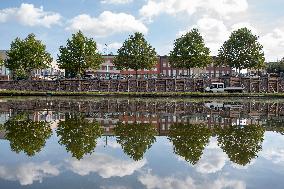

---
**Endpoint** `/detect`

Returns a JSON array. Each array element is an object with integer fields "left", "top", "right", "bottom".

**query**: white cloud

[
  {"left": 67, "top": 11, "right": 148, "bottom": 37},
  {"left": 139, "top": 0, "right": 248, "bottom": 21},
  {"left": 101, "top": 0, "right": 133, "bottom": 4},
  {"left": 66, "top": 153, "right": 146, "bottom": 178},
  {"left": 0, "top": 3, "right": 61, "bottom": 28},
  {"left": 0, "top": 161, "right": 59, "bottom": 185},
  {"left": 108, "top": 42, "right": 123, "bottom": 49},
  {"left": 231, "top": 22, "right": 258, "bottom": 35},
  {"left": 177, "top": 17, "right": 262, "bottom": 56},
  {"left": 259, "top": 28, "right": 284, "bottom": 61},
  {"left": 138, "top": 173, "right": 246, "bottom": 189}
]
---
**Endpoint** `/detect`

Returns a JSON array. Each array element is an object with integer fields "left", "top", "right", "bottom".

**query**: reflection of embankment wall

[
  {"left": 0, "top": 99, "right": 283, "bottom": 117},
  {"left": 0, "top": 77, "right": 283, "bottom": 92},
  {"left": 1, "top": 99, "right": 284, "bottom": 134}
]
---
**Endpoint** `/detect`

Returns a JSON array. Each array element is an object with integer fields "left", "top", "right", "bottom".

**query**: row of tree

[
  {"left": 0, "top": 28, "right": 267, "bottom": 79},
  {"left": 1, "top": 113, "right": 269, "bottom": 166}
]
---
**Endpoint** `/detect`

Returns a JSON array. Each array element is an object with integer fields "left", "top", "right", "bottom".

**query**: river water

[{"left": 0, "top": 97, "right": 284, "bottom": 189}]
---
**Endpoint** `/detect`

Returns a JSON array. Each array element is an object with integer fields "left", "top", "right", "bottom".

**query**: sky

[{"left": 0, "top": 0, "right": 284, "bottom": 62}]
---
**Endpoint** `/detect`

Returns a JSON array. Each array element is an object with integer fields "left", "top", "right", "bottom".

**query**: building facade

[
  {"left": 159, "top": 56, "right": 232, "bottom": 78},
  {"left": 93, "top": 55, "right": 233, "bottom": 78},
  {"left": 0, "top": 50, "right": 10, "bottom": 80}
]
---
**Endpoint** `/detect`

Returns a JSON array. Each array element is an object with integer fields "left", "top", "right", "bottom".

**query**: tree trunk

[{"left": 136, "top": 70, "right": 138, "bottom": 79}]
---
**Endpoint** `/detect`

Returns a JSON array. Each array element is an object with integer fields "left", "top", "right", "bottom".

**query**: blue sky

[{"left": 0, "top": 0, "right": 284, "bottom": 61}]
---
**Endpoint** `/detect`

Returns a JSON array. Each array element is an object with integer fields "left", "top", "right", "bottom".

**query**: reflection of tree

[
  {"left": 57, "top": 114, "right": 102, "bottom": 160},
  {"left": 168, "top": 123, "right": 212, "bottom": 165},
  {"left": 114, "top": 122, "right": 157, "bottom": 161},
  {"left": 4, "top": 112, "right": 52, "bottom": 156},
  {"left": 216, "top": 125, "right": 265, "bottom": 166},
  {"left": 264, "top": 119, "right": 284, "bottom": 135}
]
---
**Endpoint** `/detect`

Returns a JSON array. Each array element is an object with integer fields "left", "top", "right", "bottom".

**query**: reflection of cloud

[
  {"left": 100, "top": 186, "right": 129, "bottom": 189},
  {"left": 209, "top": 178, "right": 246, "bottom": 189},
  {"left": 0, "top": 161, "right": 59, "bottom": 185},
  {"left": 231, "top": 159, "right": 255, "bottom": 169},
  {"left": 261, "top": 148, "right": 284, "bottom": 164},
  {"left": 207, "top": 137, "right": 219, "bottom": 149},
  {"left": 138, "top": 173, "right": 245, "bottom": 189},
  {"left": 66, "top": 153, "right": 146, "bottom": 178},
  {"left": 138, "top": 173, "right": 195, "bottom": 189},
  {"left": 176, "top": 137, "right": 228, "bottom": 174},
  {"left": 97, "top": 139, "right": 121, "bottom": 149},
  {"left": 195, "top": 149, "right": 227, "bottom": 174}
]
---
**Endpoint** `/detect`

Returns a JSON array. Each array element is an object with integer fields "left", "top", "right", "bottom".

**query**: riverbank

[{"left": 1, "top": 90, "right": 284, "bottom": 98}]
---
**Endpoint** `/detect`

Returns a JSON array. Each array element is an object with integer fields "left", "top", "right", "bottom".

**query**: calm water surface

[{"left": 0, "top": 97, "right": 284, "bottom": 189}]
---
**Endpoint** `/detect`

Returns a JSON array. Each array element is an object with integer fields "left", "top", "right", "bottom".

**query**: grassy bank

[{"left": 1, "top": 90, "right": 284, "bottom": 98}]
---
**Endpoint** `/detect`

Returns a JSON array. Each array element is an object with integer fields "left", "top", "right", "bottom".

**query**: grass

[{"left": 1, "top": 90, "right": 284, "bottom": 98}]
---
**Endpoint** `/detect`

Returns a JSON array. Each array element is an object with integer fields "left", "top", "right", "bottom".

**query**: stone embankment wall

[{"left": 0, "top": 77, "right": 283, "bottom": 93}]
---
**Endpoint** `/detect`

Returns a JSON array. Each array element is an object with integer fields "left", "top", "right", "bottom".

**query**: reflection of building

[{"left": 0, "top": 99, "right": 282, "bottom": 137}]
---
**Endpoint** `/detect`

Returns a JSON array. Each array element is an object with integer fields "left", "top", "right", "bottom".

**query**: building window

[{"left": 163, "top": 70, "right": 167, "bottom": 75}]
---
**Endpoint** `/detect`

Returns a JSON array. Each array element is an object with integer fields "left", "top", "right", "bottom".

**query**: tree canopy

[
  {"left": 218, "top": 27, "right": 265, "bottom": 73},
  {"left": 266, "top": 58, "right": 284, "bottom": 74},
  {"left": 0, "top": 56, "right": 3, "bottom": 66},
  {"left": 216, "top": 124, "right": 264, "bottom": 166},
  {"left": 113, "top": 32, "right": 157, "bottom": 76},
  {"left": 169, "top": 28, "right": 211, "bottom": 74},
  {"left": 4, "top": 112, "right": 52, "bottom": 156},
  {"left": 114, "top": 122, "right": 157, "bottom": 161},
  {"left": 57, "top": 31, "right": 103, "bottom": 78},
  {"left": 57, "top": 114, "right": 102, "bottom": 160},
  {"left": 5, "top": 33, "right": 52, "bottom": 79},
  {"left": 168, "top": 123, "right": 212, "bottom": 165}
]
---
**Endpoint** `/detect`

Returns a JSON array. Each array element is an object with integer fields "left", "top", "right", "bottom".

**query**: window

[
  {"left": 218, "top": 84, "right": 223, "bottom": 88},
  {"left": 210, "top": 84, "right": 217, "bottom": 89}
]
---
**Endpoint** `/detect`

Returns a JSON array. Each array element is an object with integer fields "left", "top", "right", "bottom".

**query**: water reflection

[
  {"left": 57, "top": 113, "right": 103, "bottom": 160},
  {"left": 1, "top": 98, "right": 284, "bottom": 188},
  {"left": 0, "top": 98, "right": 284, "bottom": 165},
  {"left": 168, "top": 123, "right": 211, "bottom": 165},
  {"left": 216, "top": 125, "right": 265, "bottom": 166},
  {"left": 114, "top": 122, "right": 157, "bottom": 161},
  {"left": 2, "top": 112, "right": 52, "bottom": 156}
]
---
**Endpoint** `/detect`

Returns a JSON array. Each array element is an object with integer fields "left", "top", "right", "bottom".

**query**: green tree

[
  {"left": 5, "top": 33, "right": 52, "bottom": 79},
  {"left": 218, "top": 27, "right": 265, "bottom": 74},
  {"left": 57, "top": 114, "right": 102, "bottom": 160},
  {"left": 57, "top": 31, "right": 103, "bottom": 78},
  {"left": 216, "top": 125, "right": 265, "bottom": 166},
  {"left": 114, "top": 122, "right": 157, "bottom": 161},
  {"left": 0, "top": 56, "right": 3, "bottom": 66},
  {"left": 4, "top": 112, "right": 52, "bottom": 156},
  {"left": 168, "top": 123, "right": 212, "bottom": 165},
  {"left": 169, "top": 28, "right": 211, "bottom": 76},
  {"left": 266, "top": 58, "right": 284, "bottom": 74},
  {"left": 113, "top": 32, "right": 157, "bottom": 78}
]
